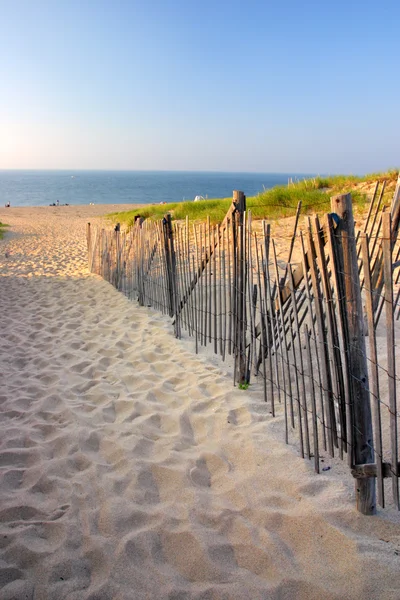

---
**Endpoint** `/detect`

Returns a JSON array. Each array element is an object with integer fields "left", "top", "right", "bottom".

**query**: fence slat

[
  {"left": 299, "top": 232, "right": 327, "bottom": 451},
  {"left": 305, "top": 324, "right": 320, "bottom": 473},
  {"left": 361, "top": 232, "right": 384, "bottom": 507},
  {"left": 272, "top": 240, "right": 294, "bottom": 432},
  {"left": 307, "top": 228, "right": 335, "bottom": 457},
  {"left": 382, "top": 211, "right": 399, "bottom": 509},
  {"left": 312, "top": 216, "right": 343, "bottom": 456},
  {"left": 289, "top": 264, "right": 310, "bottom": 459}
]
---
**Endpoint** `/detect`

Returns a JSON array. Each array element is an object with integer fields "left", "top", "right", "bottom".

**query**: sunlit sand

[{"left": 1, "top": 205, "right": 400, "bottom": 599}]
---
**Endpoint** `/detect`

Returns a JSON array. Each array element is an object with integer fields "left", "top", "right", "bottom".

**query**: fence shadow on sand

[{"left": 87, "top": 178, "right": 400, "bottom": 515}]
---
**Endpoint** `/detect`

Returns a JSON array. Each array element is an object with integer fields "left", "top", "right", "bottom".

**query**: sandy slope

[{"left": 1, "top": 205, "right": 400, "bottom": 600}]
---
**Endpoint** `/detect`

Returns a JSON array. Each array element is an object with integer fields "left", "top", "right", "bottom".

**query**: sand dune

[{"left": 1, "top": 205, "right": 400, "bottom": 599}]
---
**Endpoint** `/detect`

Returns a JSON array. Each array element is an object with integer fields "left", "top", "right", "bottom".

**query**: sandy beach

[{"left": 1, "top": 204, "right": 400, "bottom": 600}]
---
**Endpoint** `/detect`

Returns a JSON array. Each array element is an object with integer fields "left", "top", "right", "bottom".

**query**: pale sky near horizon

[{"left": 0, "top": 0, "right": 398, "bottom": 174}]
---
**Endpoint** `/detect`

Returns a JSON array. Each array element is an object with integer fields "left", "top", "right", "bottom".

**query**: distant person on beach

[
  {"left": 5, "top": 201, "right": 10, "bottom": 207},
  {"left": 56, "top": 200, "right": 59, "bottom": 206}
]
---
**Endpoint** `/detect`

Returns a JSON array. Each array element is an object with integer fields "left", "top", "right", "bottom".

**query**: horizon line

[{"left": 0, "top": 167, "right": 356, "bottom": 176}]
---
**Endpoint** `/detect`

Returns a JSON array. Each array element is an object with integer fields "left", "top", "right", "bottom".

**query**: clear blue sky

[{"left": 0, "top": 0, "right": 398, "bottom": 173}]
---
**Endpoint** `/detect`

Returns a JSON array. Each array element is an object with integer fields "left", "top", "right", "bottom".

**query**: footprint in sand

[{"left": 188, "top": 458, "right": 211, "bottom": 488}]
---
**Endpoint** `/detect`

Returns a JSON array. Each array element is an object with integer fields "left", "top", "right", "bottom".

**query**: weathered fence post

[
  {"left": 114, "top": 223, "right": 121, "bottom": 290},
  {"left": 162, "top": 215, "right": 173, "bottom": 315},
  {"left": 86, "top": 222, "right": 92, "bottom": 271},
  {"left": 233, "top": 190, "right": 247, "bottom": 385},
  {"left": 162, "top": 214, "right": 180, "bottom": 337},
  {"left": 382, "top": 211, "right": 399, "bottom": 509},
  {"left": 331, "top": 193, "right": 376, "bottom": 515},
  {"left": 86, "top": 222, "right": 91, "bottom": 251},
  {"left": 137, "top": 221, "right": 145, "bottom": 306}
]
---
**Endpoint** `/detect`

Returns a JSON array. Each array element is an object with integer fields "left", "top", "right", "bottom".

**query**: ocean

[{"left": 0, "top": 170, "right": 315, "bottom": 208}]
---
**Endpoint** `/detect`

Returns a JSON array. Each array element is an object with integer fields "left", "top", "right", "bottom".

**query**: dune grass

[
  {"left": 108, "top": 169, "right": 398, "bottom": 227},
  {"left": 289, "top": 169, "right": 399, "bottom": 190},
  {"left": 0, "top": 222, "right": 8, "bottom": 240},
  {"left": 249, "top": 186, "right": 370, "bottom": 220},
  {"left": 108, "top": 198, "right": 232, "bottom": 228}
]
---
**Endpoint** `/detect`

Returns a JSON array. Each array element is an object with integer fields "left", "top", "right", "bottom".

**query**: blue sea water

[{"left": 0, "top": 170, "right": 315, "bottom": 208}]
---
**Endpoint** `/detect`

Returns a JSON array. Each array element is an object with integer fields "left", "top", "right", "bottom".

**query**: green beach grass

[
  {"left": 0, "top": 222, "right": 8, "bottom": 240},
  {"left": 108, "top": 169, "right": 398, "bottom": 227}
]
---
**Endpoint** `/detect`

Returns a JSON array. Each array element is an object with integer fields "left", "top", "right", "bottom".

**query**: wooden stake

[
  {"left": 382, "top": 211, "right": 399, "bottom": 509},
  {"left": 331, "top": 193, "right": 376, "bottom": 515},
  {"left": 305, "top": 324, "right": 320, "bottom": 473},
  {"left": 361, "top": 232, "right": 384, "bottom": 507}
]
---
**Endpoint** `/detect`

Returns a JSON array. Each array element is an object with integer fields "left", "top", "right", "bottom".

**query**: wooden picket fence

[{"left": 87, "top": 177, "right": 400, "bottom": 514}]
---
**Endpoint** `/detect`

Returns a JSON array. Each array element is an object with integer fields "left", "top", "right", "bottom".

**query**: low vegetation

[
  {"left": 0, "top": 222, "right": 8, "bottom": 240},
  {"left": 108, "top": 169, "right": 398, "bottom": 227}
]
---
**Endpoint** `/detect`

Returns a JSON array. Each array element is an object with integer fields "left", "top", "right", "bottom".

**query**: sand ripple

[{"left": 1, "top": 205, "right": 400, "bottom": 599}]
